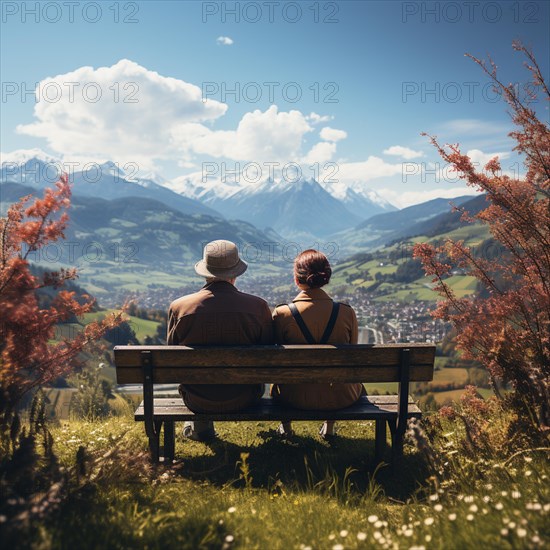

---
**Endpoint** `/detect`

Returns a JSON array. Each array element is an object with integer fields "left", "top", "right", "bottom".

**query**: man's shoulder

[
  {"left": 169, "top": 288, "right": 208, "bottom": 312},
  {"left": 236, "top": 289, "right": 269, "bottom": 308}
]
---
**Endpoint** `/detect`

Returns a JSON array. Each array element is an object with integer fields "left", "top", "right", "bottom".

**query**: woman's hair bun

[{"left": 294, "top": 250, "right": 332, "bottom": 288}]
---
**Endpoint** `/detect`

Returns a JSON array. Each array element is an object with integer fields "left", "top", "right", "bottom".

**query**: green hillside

[{"left": 331, "top": 223, "right": 490, "bottom": 300}]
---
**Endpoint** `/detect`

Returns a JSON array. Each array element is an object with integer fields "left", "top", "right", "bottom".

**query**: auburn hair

[{"left": 294, "top": 249, "right": 332, "bottom": 288}]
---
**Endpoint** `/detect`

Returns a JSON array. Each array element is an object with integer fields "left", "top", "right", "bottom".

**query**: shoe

[
  {"left": 183, "top": 422, "right": 217, "bottom": 442},
  {"left": 277, "top": 422, "right": 294, "bottom": 439},
  {"left": 319, "top": 421, "right": 337, "bottom": 441}
]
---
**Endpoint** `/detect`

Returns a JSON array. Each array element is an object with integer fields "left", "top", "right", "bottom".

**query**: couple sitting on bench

[{"left": 167, "top": 239, "right": 365, "bottom": 442}]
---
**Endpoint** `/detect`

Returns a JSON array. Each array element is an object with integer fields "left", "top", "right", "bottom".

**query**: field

[{"left": 3, "top": 411, "right": 547, "bottom": 549}]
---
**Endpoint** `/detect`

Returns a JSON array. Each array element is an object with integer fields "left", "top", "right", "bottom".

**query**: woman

[{"left": 271, "top": 249, "right": 365, "bottom": 439}]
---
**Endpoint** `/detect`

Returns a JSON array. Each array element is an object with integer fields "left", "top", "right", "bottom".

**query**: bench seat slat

[{"left": 134, "top": 396, "right": 422, "bottom": 422}]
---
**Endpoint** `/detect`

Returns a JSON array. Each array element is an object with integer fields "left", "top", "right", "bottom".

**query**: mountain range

[
  {"left": 168, "top": 172, "right": 397, "bottom": 238},
  {"left": 1, "top": 150, "right": 483, "bottom": 261}
]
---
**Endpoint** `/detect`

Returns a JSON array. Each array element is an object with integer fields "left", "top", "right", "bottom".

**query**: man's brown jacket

[{"left": 167, "top": 280, "right": 273, "bottom": 409}]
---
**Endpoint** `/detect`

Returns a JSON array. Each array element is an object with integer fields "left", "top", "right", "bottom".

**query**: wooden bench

[{"left": 114, "top": 344, "right": 435, "bottom": 464}]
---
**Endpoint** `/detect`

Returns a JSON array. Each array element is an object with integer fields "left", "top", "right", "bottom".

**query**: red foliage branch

[
  {"left": 0, "top": 175, "right": 124, "bottom": 411},
  {"left": 413, "top": 43, "right": 550, "bottom": 433}
]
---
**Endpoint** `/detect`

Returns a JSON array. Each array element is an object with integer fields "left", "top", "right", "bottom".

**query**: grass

[
  {"left": 4, "top": 407, "right": 548, "bottom": 549},
  {"left": 82, "top": 309, "right": 161, "bottom": 341}
]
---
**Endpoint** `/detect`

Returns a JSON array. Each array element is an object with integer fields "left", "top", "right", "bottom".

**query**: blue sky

[{"left": 1, "top": 1, "right": 549, "bottom": 206}]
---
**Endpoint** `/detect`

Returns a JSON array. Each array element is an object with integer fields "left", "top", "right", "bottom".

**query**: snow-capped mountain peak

[{"left": 1, "top": 148, "right": 61, "bottom": 167}]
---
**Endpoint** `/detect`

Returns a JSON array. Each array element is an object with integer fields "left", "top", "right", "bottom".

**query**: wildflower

[
  {"left": 501, "top": 528, "right": 509, "bottom": 536},
  {"left": 525, "top": 470, "right": 532, "bottom": 477},
  {"left": 464, "top": 496, "right": 474, "bottom": 503},
  {"left": 357, "top": 532, "right": 367, "bottom": 541},
  {"left": 501, "top": 491, "right": 508, "bottom": 497},
  {"left": 511, "top": 491, "right": 521, "bottom": 499},
  {"left": 424, "top": 517, "right": 434, "bottom": 526},
  {"left": 448, "top": 513, "right": 457, "bottom": 521},
  {"left": 517, "top": 528, "right": 527, "bottom": 538},
  {"left": 434, "top": 504, "right": 443, "bottom": 512},
  {"left": 332, "top": 545, "right": 344, "bottom": 550},
  {"left": 329, "top": 534, "right": 336, "bottom": 541},
  {"left": 403, "top": 529, "right": 413, "bottom": 537},
  {"left": 544, "top": 504, "right": 550, "bottom": 512},
  {"left": 227, "top": 506, "right": 236, "bottom": 514},
  {"left": 373, "top": 531, "right": 382, "bottom": 540},
  {"left": 469, "top": 505, "right": 478, "bottom": 513},
  {"left": 482, "top": 496, "right": 490, "bottom": 503},
  {"left": 532, "top": 535, "right": 541, "bottom": 544},
  {"left": 425, "top": 535, "right": 432, "bottom": 542},
  {"left": 368, "top": 515, "right": 378, "bottom": 523},
  {"left": 225, "top": 535, "right": 234, "bottom": 543},
  {"left": 340, "top": 530, "right": 348, "bottom": 538},
  {"left": 429, "top": 494, "right": 438, "bottom": 501},
  {"left": 466, "top": 513, "right": 474, "bottom": 521},
  {"left": 374, "top": 520, "right": 383, "bottom": 528},
  {"left": 524, "top": 456, "right": 532, "bottom": 463},
  {"left": 508, "top": 522, "right": 517, "bottom": 529},
  {"left": 484, "top": 483, "right": 493, "bottom": 490},
  {"left": 495, "top": 503, "right": 503, "bottom": 510}
]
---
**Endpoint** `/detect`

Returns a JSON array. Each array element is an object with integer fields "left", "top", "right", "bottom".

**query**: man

[{"left": 167, "top": 239, "right": 273, "bottom": 441}]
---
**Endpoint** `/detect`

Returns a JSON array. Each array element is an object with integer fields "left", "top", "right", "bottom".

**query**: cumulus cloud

[
  {"left": 466, "top": 148, "right": 510, "bottom": 167},
  {"left": 301, "top": 142, "right": 337, "bottom": 165},
  {"left": 383, "top": 145, "right": 424, "bottom": 160},
  {"left": 337, "top": 156, "right": 404, "bottom": 183},
  {"left": 216, "top": 36, "right": 234, "bottom": 46},
  {"left": 306, "top": 112, "right": 333, "bottom": 124},
  {"left": 320, "top": 127, "right": 347, "bottom": 142},
  {"left": 16, "top": 59, "right": 227, "bottom": 170},
  {"left": 174, "top": 105, "right": 313, "bottom": 164}
]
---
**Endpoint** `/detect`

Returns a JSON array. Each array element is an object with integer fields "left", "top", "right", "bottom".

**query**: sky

[{"left": 1, "top": 0, "right": 549, "bottom": 207}]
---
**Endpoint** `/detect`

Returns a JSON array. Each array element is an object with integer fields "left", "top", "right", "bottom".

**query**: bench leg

[
  {"left": 148, "top": 419, "right": 163, "bottom": 463},
  {"left": 387, "top": 418, "right": 405, "bottom": 465},
  {"left": 163, "top": 420, "right": 175, "bottom": 464},
  {"left": 375, "top": 419, "right": 387, "bottom": 461}
]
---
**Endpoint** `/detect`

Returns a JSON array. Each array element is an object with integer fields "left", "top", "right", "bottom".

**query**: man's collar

[
  {"left": 293, "top": 287, "right": 331, "bottom": 302},
  {"left": 202, "top": 280, "right": 237, "bottom": 291}
]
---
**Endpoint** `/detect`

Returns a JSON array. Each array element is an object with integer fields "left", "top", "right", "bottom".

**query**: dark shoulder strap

[
  {"left": 287, "top": 302, "right": 315, "bottom": 344},
  {"left": 320, "top": 302, "right": 340, "bottom": 344},
  {"left": 287, "top": 301, "right": 340, "bottom": 345}
]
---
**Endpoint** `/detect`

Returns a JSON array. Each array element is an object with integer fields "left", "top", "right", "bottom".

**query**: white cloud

[
  {"left": 16, "top": 59, "right": 227, "bottom": 171},
  {"left": 176, "top": 105, "right": 313, "bottom": 164},
  {"left": 383, "top": 145, "right": 424, "bottom": 160},
  {"left": 306, "top": 112, "right": 333, "bottom": 124},
  {"left": 216, "top": 36, "right": 234, "bottom": 46},
  {"left": 320, "top": 127, "right": 347, "bottom": 142},
  {"left": 337, "top": 156, "right": 404, "bottom": 183},
  {"left": 301, "top": 142, "right": 337, "bottom": 165},
  {"left": 466, "top": 148, "right": 510, "bottom": 167},
  {"left": 377, "top": 187, "right": 480, "bottom": 208}
]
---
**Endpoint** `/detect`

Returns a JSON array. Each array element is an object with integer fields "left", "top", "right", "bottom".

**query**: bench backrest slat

[{"left": 114, "top": 344, "right": 436, "bottom": 385}]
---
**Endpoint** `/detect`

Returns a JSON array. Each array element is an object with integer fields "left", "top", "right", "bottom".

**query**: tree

[
  {"left": 413, "top": 42, "right": 549, "bottom": 436},
  {"left": 0, "top": 175, "right": 124, "bottom": 433}
]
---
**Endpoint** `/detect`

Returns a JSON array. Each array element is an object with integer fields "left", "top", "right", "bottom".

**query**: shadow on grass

[{"left": 172, "top": 425, "right": 430, "bottom": 502}]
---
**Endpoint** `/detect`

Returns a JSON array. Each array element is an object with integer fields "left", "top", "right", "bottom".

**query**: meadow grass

[{"left": 5, "top": 407, "right": 547, "bottom": 550}]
